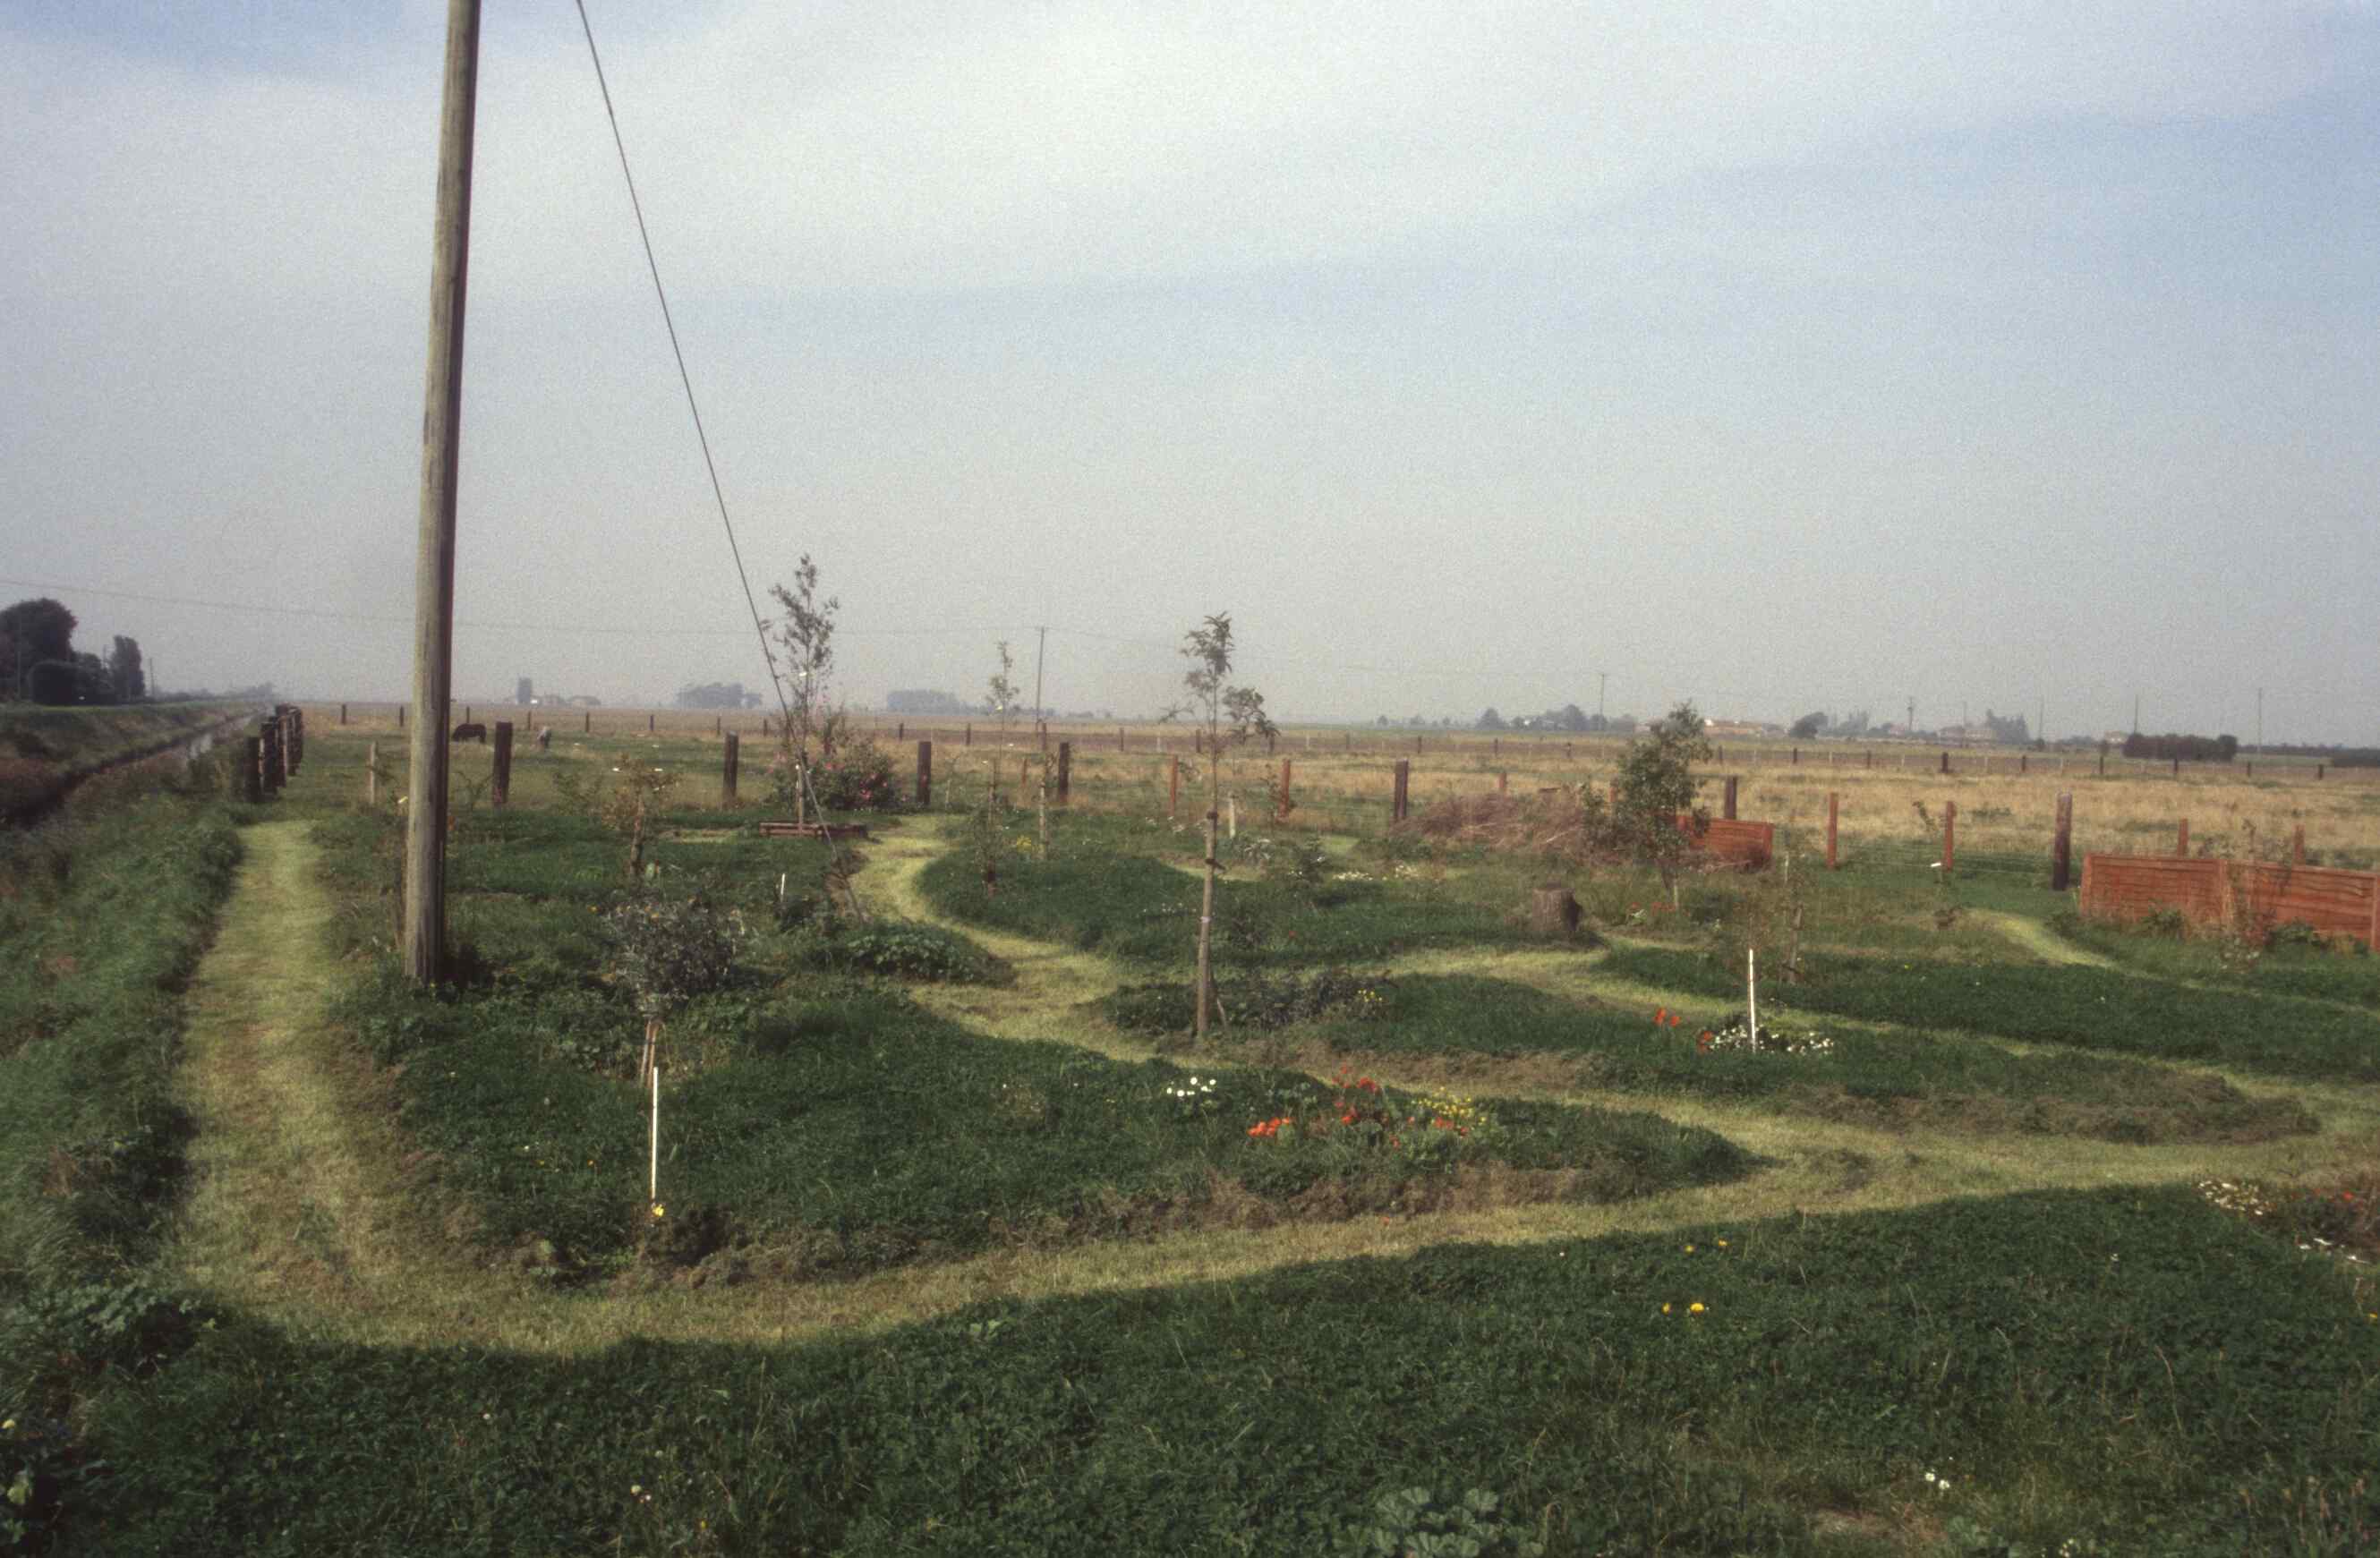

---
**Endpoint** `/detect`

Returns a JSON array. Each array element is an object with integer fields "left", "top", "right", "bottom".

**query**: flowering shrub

[
  {"left": 1164, "top": 1074, "right": 1220, "bottom": 1120},
  {"left": 1695, "top": 1019, "right": 1835, "bottom": 1058},
  {"left": 1241, "top": 1069, "right": 1501, "bottom": 1169},
  {"left": 809, "top": 737, "right": 900, "bottom": 813},
  {"left": 767, "top": 736, "right": 901, "bottom": 814}
]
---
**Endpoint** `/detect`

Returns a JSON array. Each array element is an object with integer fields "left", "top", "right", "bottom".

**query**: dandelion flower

[
  {"left": 1687, "top": 1302, "right": 1705, "bottom": 1315},
  {"left": 1660, "top": 1303, "right": 1671, "bottom": 1315},
  {"left": 652, "top": 1204, "right": 667, "bottom": 1219}
]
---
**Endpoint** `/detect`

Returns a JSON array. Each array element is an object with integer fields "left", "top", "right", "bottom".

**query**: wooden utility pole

[
  {"left": 403, "top": 0, "right": 482, "bottom": 986},
  {"left": 1033, "top": 626, "right": 1048, "bottom": 752}
]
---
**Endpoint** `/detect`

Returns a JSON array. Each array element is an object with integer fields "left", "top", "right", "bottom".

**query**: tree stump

[{"left": 1529, "top": 884, "right": 1582, "bottom": 939}]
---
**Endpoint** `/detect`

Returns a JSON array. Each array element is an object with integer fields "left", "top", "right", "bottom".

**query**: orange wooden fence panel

[
  {"left": 2079, "top": 854, "right": 2378, "bottom": 947},
  {"left": 1677, "top": 815, "right": 1776, "bottom": 868}
]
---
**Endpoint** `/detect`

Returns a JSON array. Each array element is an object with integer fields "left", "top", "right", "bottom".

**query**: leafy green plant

[
  {"left": 785, "top": 917, "right": 1011, "bottom": 983},
  {"left": 1590, "top": 701, "right": 1713, "bottom": 903},
  {"left": 603, "top": 891, "right": 746, "bottom": 1079},
  {"left": 1166, "top": 612, "right": 1276, "bottom": 1041},
  {"left": 1103, "top": 967, "right": 1394, "bottom": 1034},
  {"left": 1339, "top": 1486, "right": 1545, "bottom": 1558},
  {"left": 767, "top": 553, "right": 839, "bottom": 827}
]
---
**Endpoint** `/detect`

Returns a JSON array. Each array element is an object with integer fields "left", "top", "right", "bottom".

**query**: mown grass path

[{"left": 165, "top": 815, "right": 2380, "bottom": 1363}]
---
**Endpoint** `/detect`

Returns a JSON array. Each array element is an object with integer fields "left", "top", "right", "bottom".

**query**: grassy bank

[
  {"left": 0, "top": 770, "right": 242, "bottom": 1546},
  {"left": 0, "top": 702, "right": 243, "bottom": 817},
  {"left": 75, "top": 1186, "right": 2380, "bottom": 1555}
]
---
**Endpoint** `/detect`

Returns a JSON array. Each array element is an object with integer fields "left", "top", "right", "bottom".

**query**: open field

[
  {"left": 304, "top": 701, "right": 2380, "bottom": 874},
  {"left": 5, "top": 720, "right": 2376, "bottom": 1554}
]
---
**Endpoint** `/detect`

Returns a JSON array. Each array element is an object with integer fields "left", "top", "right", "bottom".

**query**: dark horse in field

[{"left": 451, "top": 722, "right": 487, "bottom": 745}]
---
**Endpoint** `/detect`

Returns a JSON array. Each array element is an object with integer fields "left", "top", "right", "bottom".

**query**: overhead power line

[{"left": 568, "top": 0, "right": 790, "bottom": 724}]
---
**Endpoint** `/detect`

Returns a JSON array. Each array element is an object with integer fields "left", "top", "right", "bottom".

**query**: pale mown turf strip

[
  {"left": 167, "top": 816, "right": 2380, "bottom": 1365},
  {"left": 168, "top": 821, "right": 520, "bottom": 1339}
]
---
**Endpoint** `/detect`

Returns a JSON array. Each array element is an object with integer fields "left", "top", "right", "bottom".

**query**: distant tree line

[
  {"left": 2122, "top": 731, "right": 2239, "bottom": 762},
  {"left": 675, "top": 681, "right": 763, "bottom": 710},
  {"left": 1472, "top": 704, "right": 1638, "bottom": 735},
  {"left": 1, "top": 597, "right": 146, "bottom": 705}
]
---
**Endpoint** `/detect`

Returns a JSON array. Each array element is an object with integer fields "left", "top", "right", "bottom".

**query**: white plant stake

[
  {"left": 1227, "top": 794, "right": 1238, "bottom": 838},
  {"left": 649, "top": 1065, "right": 661, "bottom": 1201},
  {"left": 1747, "top": 949, "right": 1759, "bottom": 1043}
]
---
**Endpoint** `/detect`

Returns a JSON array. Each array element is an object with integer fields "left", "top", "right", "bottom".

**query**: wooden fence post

[
  {"left": 1277, "top": 758, "right": 1292, "bottom": 821},
  {"left": 1722, "top": 776, "right": 1738, "bottom": 821},
  {"left": 1169, "top": 755, "right": 1181, "bottom": 819},
  {"left": 2317, "top": 763, "right": 2325, "bottom": 780},
  {"left": 584, "top": 711, "right": 591, "bottom": 733},
  {"left": 491, "top": 722, "right": 513, "bottom": 806},
  {"left": 397, "top": 703, "right": 405, "bottom": 731},
  {"left": 2019, "top": 753, "right": 2027, "bottom": 774},
  {"left": 1940, "top": 749, "right": 1950, "bottom": 775},
  {"left": 1791, "top": 746, "right": 1799, "bottom": 765},
  {"left": 1826, "top": 790, "right": 1838, "bottom": 869},
  {"left": 260, "top": 720, "right": 283, "bottom": 792},
  {"left": 721, "top": 731, "right": 739, "bottom": 805},
  {"left": 2171, "top": 755, "right": 2180, "bottom": 778},
  {"left": 965, "top": 722, "right": 973, "bottom": 748},
  {"left": 2098, "top": 743, "right": 2107, "bottom": 777},
  {"left": 340, "top": 702, "right": 348, "bottom": 725},
  {"left": 915, "top": 740, "right": 932, "bottom": 807},
  {"left": 365, "top": 741, "right": 379, "bottom": 807},
  {"left": 2052, "top": 792, "right": 2073, "bottom": 891},
  {"left": 2177, "top": 817, "right": 2189, "bottom": 857},
  {"left": 1392, "top": 760, "right": 1411, "bottom": 823},
  {"left": 1497, "top": 771, "right": 1508, "bottom": 794},
  {"left": 897, "top": 721, "right": 905, "bottom": 742},
  {"left": 1941, "top": 800, "right": 1956, "bottom": 875},
  {"left": 242, "top": 736, "right": 263, "bottom": 802},
  {"left": 1056, "top": 741, "right": 1071, "bottom": 805},
  {"left": 647, "top": 713, "right": 654, "bottom": 733},
  {"left": 2293, "top": 824, "right": 2305, "bottom": 864}
]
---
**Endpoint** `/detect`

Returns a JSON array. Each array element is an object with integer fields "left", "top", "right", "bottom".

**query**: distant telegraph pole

[
  {"left": 403, "top": 0, "right": 482, "bottom": 986},
  {"left": 1033, "top": 626, "right": 1048, "bottom": 752}
]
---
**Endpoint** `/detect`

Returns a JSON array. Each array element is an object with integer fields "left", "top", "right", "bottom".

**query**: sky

[{"left": 4, "top": 0, "right": 2376, "bottom": 742}]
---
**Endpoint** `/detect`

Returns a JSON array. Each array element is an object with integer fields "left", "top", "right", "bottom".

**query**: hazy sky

[{"left": 4, "top": 2, "right": 2375, "bottom": 741}]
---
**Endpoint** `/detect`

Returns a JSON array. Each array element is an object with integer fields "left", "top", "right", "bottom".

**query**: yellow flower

[
  {"left": 1688, "top": 1301, "right": 1706, "bottom": 1315},
  {"left": 1685, "top": 1244, "right": 1695, "bottom": 1253},
  {"left": 652, "top": 1204, "right": 667, "bottom": 1219},
  {"left": 1716, "top": 1239, "right": 1728, "bottom": 1247},
  {"left": 1660, "top": 1303, "right": 1671, "bottom": 1315}
]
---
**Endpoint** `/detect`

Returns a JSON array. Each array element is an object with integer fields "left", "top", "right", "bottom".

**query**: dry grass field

[{"left": 305, "top": 702, "right": 2380, "bottom": 879}]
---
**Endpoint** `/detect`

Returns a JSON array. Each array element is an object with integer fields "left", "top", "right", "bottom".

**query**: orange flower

[{"left": 1654, "top": 1006, "right": 1668, "bottom": 1026}]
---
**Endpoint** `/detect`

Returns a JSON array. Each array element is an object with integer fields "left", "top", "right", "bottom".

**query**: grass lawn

[
  {"left": 1105, "top": 972, "right": 2319, "bottom": 1145},
  {"left": 1607, "top": 945, "right": 2380, "bottom": 1085},
  {"left": 74, "top": 1187, "right": 2380, "bottom": 1555},
  {"left": 11, "top": 728, "right": 2379, "bottom": 1556}
]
